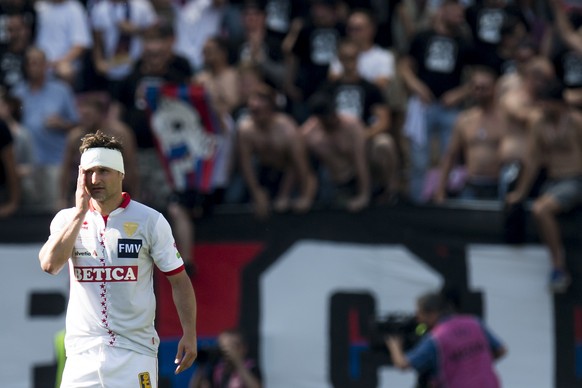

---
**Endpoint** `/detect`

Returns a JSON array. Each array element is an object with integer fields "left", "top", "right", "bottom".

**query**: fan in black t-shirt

[
  {"left": 465, "top": 0, "right": 528, "bottom": 67},
  {"left": 319, "top": 39, "right": 399, "bottom": 200},
  {"left": 399, "top": 0, "right": 473, "bottom": 203},
  {"left": 338, "top": 0, "right": 402, "bottom": 48},
  {"left": 118, "top": 25, "right": 193, "bottom": 150},
  {"left": 406, "top": 28, "right": 473, "bottom": 100},
  {"left": 286, "top": 0, "right": 346, "bottom": 121},
  {"left": 0, "top": 13, "right": 32, "bottom": 92}
]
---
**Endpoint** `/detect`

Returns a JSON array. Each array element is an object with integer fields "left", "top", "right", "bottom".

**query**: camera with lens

[{"left": 369, "top": 312, "right": 426, "bottom": 351}]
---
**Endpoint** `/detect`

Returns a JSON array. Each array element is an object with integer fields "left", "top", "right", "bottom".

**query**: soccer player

[{"left": 39, "top": 130, "right": 197, "bottom": 387}]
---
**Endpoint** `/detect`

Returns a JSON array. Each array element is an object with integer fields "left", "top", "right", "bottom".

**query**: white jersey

[{"left": 47, "top": 193, "right": 184, "bottom": 357}]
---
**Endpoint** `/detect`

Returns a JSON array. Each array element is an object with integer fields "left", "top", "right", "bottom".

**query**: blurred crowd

[{"left": 0, "top": 0, "right": 582, "bottom": 237}]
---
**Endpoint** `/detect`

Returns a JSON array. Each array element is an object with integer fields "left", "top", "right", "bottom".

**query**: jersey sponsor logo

[
  {"left": 73, "top": 249, "right": 92, "bottom": 258},
  {"left": 123, "top": 222, "right": 139, "bottom": 237},
  {"left": 118, "top": 239, "right": 142, "bottom": 258},
  {"left": 74, "top": 266, "right": 138, "bottom": 282},
  {"left": 138, "top": 371, "right": 152, "bottom": 388}
]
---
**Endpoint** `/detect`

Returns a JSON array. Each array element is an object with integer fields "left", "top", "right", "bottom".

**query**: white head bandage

[{"left": 80, "top": 147, "right": 125, "bottom": 174}]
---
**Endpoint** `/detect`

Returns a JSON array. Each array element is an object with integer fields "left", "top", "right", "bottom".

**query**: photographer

[
  {"left": 385, "top": 292, "right": 507, "bottom": 388},
  {"left": 190, "top": 329, "right": 262, "bottom": 388}
]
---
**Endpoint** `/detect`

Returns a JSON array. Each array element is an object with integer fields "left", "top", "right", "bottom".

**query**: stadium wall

[{"left": 2, "top": 203, "right": 581, "bottom": 388}]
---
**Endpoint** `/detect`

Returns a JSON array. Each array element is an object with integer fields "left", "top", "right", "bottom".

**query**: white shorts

[{"left": 60, "top": 344, "right": 158, "bottom": 388}]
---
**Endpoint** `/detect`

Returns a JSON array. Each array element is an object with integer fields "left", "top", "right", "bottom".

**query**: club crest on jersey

[
  {"left": 138, "top": 372, "right": 152, "bottom": 388},
  {"left": 123, "top": 222, "right": 139, "bottom": 237},
  {"left": 118, "top": 239, "right": 142, "bottom": 258}
]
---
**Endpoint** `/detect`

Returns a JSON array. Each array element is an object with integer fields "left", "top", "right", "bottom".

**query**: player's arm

[
  {"left": 434, "top": 116, "right": 464, "bottom": 203},
  {"left": 167, "top": 270, "right": 198, "bottom": 374},
  {"left": 39, "top": 168, "right": 90, "bottom": 274}
]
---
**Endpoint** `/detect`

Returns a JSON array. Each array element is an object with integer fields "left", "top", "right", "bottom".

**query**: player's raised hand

[{"left": 76, "top": 167, "right": 91, "bottom": 213}]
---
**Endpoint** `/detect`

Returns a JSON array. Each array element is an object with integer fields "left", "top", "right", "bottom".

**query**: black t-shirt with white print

[
  {"left": 408, "top": 29, "right": 473, "bottom": 99},
  {"left": 264, "top": 0, "right": 308, "bottom": 37},
  {"left": 553, "top": 46, "right": 582, "bottom": 89},
  {"left": 320, "top": 78, "right": 386, "bottom": 126},
  {"left": 465, "top": 4, "right": 526, "bottom": 65},
  {"left": 292, "top": 22, "right": 346, "bottom": 98}
]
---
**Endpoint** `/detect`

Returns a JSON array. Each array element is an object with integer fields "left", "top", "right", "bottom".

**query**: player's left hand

[{"left": 174, "top": 334, "right": 197, "bottom": 374}]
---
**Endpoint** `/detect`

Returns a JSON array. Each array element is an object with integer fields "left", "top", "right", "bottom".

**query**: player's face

[{"left": 84, "top": 166, "right": 123, "bottom": 202}]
